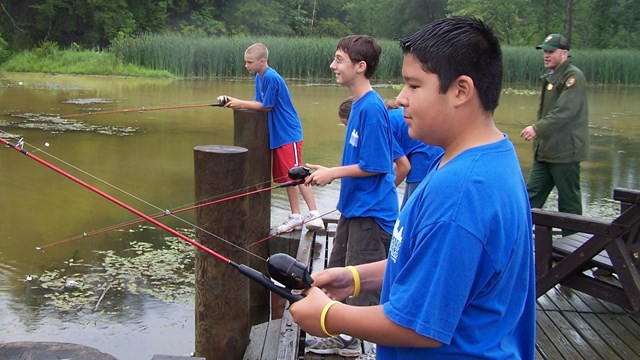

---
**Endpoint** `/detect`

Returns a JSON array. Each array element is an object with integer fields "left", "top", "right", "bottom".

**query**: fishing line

[
  {"left": 1, "top": 134, "right": 310, "bottom": 302},
  {"left": 1, "top": 131, "right": 286, "bottom": 261},
  {"left": 39, "top": 177, "right": 290, "bottom": 249}
]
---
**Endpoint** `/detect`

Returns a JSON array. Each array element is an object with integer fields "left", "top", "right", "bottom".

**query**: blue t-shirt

[
  {"left": 380, "top": 135, "right": 536, "bottom": 359},
  {"left": 388, "top": 108, "right": 443, "bottom": 184},
  {"left": 337, "top": 90, "right": 398, "bottom": 234},
  {"left": 255, "top": 67, "right": 303, "bottom": 149}
]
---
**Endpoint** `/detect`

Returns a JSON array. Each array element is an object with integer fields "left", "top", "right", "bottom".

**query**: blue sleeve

[
  {"left": 384, "top": 222, "right": 485, "bottom": 344},
  {"left": 259, "top": 74, "right": 277, "bottom": 109},
  {"left": 393, "top": 138, "right": 405, "bottom": 160},
  {"left": 357, "top": 105, "right": 394, "bottom": 173}
]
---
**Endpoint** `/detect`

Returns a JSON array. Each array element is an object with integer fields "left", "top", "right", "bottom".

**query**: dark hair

[
  {"left": 397, "top": 16, "right": 503, "bottom": 112},
  {"left": 336, "top": 35, "right": 382, "bottom": 79},
  {"left": 338, "top": 97, "right": 354, "bottom": 119}
]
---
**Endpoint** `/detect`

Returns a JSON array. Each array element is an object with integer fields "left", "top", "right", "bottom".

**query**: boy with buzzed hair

[
  {"left": 224, "top": 43, "right": 324, "bottom": 234},
  {"left": 292, "top": 17, "right": 536, "bottom": 359},
  {"left": 303, "top": 35, "right": 398, "bottom": 357}
]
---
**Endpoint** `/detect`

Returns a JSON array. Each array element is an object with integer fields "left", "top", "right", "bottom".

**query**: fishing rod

[
  {"left": 1, "top": 135, "right": 311, "bottom": 303},
  {"left": 64, "top": 96, "right": 229, "bottom": 118},
  {"left": 38, "top": 176, "right": 301, "bottom": 250}
]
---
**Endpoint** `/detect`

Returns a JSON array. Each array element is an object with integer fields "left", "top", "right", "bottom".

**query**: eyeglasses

[{"left": 333, "top": 56, "right": 354, "bottom": 65}]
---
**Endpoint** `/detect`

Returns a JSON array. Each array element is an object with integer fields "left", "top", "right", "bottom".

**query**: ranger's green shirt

[{"left": 532, "top": 59, "right": 589, "bottom": 163}]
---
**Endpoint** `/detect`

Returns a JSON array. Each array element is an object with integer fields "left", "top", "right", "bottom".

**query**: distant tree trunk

[
  {"left": 566, "top": 0, "right": 574, "bottom": 41},
  {"left": 544, "top": 0, "right": 552, "bottom": 34},
  {"left": 311, "top": 0, "right": 317, "bottom": 31}
]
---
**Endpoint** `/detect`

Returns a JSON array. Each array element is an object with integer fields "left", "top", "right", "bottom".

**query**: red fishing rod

[
  {"left": 1, "top": 135, "right": 310, "bottom": 303},
  {"left": 64, "top": 96, "right": 229, "bottom": 118}
]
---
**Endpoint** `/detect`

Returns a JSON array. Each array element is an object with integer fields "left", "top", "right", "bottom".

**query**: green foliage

[
  {"left": 2, "top": 0, "right": 640, "bottom": 51},
  {"left": 35, "top": 232, "right": 196, "bottom": 313},
  {"left": 0, "top": 34, "right": 10, "bottom": 63},
  {"left": 110, "top": 33, "right": 640, "bottom": 85},
  {"left": 2, "top": 47, "right": 174, "bottom": 78},
  {"left": 110, "top": 33, "right": 404, "bottom": 80}
]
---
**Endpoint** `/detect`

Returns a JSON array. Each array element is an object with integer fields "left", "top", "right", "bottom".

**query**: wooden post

[
  {"left": 194, "top": 145, "right": 249, "bottom": 360},
  {"left": 233, "top": 110, "right": 271, "bottom": 323}
]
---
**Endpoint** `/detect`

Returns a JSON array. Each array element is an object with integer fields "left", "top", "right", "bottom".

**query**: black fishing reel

[
  {"left": 288, "top": 166, "right": 311, "bottom": 181},
  {"left": 266, "top": 253, "right": 313, "bottom": 290}
]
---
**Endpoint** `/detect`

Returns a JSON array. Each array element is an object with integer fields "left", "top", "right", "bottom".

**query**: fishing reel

[
  {"left": 212, "top": 95, "right": 229, "bottom": 107},
  {"left": 288, "top": 166, "right": 311, "bottom": 181},
  {"left": 266, "top": 253, "right": 313, "bottom": 290}
]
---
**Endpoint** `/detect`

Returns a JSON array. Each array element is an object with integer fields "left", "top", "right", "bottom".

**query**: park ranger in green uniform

[{"left": 520, "top": 33, "right": 589, "bottom": 222}]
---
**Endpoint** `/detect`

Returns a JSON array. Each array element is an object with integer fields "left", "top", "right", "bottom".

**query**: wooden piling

[
  {"left": 233, "top": 110, "right": 271, "bottom": 323},
  {"left": 194, "top": 145, "right": 249, "bottom": 360}
]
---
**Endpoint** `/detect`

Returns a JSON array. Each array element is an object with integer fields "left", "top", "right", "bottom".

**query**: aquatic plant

[{"left": 33, "top": 226, "right": 196, "bottom": 314}]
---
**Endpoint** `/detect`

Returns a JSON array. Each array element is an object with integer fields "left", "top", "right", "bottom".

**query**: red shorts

[{"left": 273, "top": 141, "right": 303, "bottom": 183}]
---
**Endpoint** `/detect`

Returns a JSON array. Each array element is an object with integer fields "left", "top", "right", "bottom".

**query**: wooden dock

[
  {"left": 536, "top": 284, "right": 640, "bottom": 359},
  {"left": 244, "top": 218, "right": 640, "bottom": 360}
]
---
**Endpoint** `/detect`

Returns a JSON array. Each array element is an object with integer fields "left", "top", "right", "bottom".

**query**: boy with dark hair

[
  {"left": 303, "top": 35, "right": 398, "bottom": 356},
  {"left": 292, "top": 17, "right": 536, "bottom": 359},
  {"left": 224, "top": 43, "right": 324, "bottom": 233}
]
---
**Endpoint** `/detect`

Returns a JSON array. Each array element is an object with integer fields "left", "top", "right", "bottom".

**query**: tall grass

[
  {"left": 5, "top": 34, "right": 640, "bottom": 85},
  {"left": 111, "top": 34, "right": 404, "bottom": 81},
  {"left": 112, "top": 34, "right": 640, "bottom": 85}
]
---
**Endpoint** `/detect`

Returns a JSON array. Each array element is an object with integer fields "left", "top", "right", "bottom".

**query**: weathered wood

[
  {"left": 194, "top": 145, "right": 249, "bottom": 360},
  {"left": 234, "top": 109, "right": 272, "bottom": 324},
  {"left": 535, "top": 311, "right": 575, "bottom": 359},
  {"left": 269, "top": 229, "right": 303, "bottom": 320},
  {"left": 533, "top": 187, "right": 640, "bottom": 314},
  {"left": 243, "top": 322, "right": 269, "bottom": 360}
]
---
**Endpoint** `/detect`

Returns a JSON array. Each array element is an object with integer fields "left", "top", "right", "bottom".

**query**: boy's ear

[
  {"left": 451, "top": 75, "right": 474, "bottom": 106},
  {"left": 355, "top": 60, "right": 367, "bottom": 75}
]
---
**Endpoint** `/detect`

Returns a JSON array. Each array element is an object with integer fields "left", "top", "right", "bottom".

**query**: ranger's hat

[{"left": 536, "top": 34, "right": 570, "bottom": 51}]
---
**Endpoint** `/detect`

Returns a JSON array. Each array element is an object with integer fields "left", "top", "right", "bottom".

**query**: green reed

[
  {"left": 111, "top": 34, "right": 404, "bottom": 80},
  {"left": 5, "top": 33, "right": 639, "bottom": 85},
  {"left": 113, "top": 34, "right": 640, "bottom": 85}
]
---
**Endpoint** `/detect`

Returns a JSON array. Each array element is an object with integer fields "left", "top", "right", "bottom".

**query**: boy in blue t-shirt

[
  {"left": 291, "top": 17, "right": 536, "bottom": 359},
  {"left": 224, "top": 43, "right": 324, "bottom": 233},
  {"left": 303, "top": 35, "right": 398, "bottom": 357}
]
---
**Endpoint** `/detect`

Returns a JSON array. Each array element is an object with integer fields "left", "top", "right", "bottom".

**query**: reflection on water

[{"left": 1, "top": 72, "right": 639, "bottom": 359}]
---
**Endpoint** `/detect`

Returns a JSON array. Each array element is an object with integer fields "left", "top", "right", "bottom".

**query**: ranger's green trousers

[{"left": 526, "top": 160, "right": 583, "bottom": 215}]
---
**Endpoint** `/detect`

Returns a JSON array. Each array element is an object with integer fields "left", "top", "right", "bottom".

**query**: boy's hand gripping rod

[{"left": 1, "top": 136, "right": 313, "bottom": 303}]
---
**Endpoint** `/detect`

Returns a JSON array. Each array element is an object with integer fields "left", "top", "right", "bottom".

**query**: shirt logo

[
  {"left": 547, "top": 83, "right": 553, "bottom": 91},
  {"left": 389, "top": 220, "right": 403, "bottom": 262},
  {"left": 349, "top": 129, "right": 359, "bottom": 147},
  {"left": 565, "top": 76, "right": 576, "bottom": 88}
]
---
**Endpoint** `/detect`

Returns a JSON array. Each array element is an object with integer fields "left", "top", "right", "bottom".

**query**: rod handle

[{"left": 235, "top": 263, "right": 304, "bottom": 303}]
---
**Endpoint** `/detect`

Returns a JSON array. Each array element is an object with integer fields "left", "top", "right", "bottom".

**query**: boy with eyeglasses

[{"left": 302, "top": 35, "right": 398, "bottom": 357}]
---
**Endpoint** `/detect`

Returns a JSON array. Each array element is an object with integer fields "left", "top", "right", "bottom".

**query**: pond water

[{"left": 0, "top": 72, "right": 639, "bottom": 359}]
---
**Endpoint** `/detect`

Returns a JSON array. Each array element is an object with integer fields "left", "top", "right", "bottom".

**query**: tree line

[{"left": 0, "top": 0, "right": 639, "bottom": 52}]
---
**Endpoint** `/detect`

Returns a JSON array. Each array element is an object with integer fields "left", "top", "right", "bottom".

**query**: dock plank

[
  {"left": 563, "top": 311, "right": 621, "bottom": 359},
  {"left": 580, "top": 313, "right": 636, "bottom": 358},
  {"left": 536, "top": 310, "right": 582, "bottom": 359},
  {"left": 546, "top": 310, "right": 601, "bottom": 359}
]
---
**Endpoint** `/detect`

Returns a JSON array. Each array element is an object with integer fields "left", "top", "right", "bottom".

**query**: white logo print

[
  {"left": 389, "top": 220, "right": 403, "bottom": 262},
  {"left": 349, "top": 129, "right": 359, "bottom": 147}
]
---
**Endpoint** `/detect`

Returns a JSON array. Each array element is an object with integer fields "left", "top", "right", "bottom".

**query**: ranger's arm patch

[{"left": 565, "top": 76, "right": 577, "bottom": 88}]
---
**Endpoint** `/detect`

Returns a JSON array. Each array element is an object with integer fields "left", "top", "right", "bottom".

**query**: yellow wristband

[
  {"left": 347, "top": 265, "right": 360, "bottom": 298},
  {"left": 320, "top": 300, "right": 340, "bottom": 337}
]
